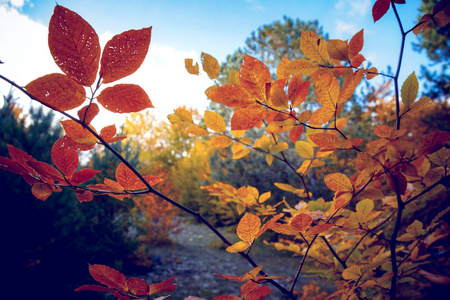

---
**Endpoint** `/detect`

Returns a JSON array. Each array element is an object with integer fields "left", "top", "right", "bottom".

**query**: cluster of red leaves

[{"left": 76, "top": 264, "right": 176, "bottom": 299}]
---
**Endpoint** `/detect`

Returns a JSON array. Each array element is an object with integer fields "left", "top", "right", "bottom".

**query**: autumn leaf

[
  {"left": 401, "top": 72, "right": 418, "bottom": 109},
  {"left": 338, "top": 69, "right": 364, "bottom": 105},
  {"left": 290, "top": 80, "right": 310, "bottom": 108},
  {"left": 201, "top": 52, "right": 220, "bottom": 79},
  {"left": 186, "top": 125, "right": 209, "bottom": 137},
  {"left": 206, "top": 84, "right": 255, "bottom": 108},
  {"left": 51, "top": 138, "right": 79, "bottom": 176},
  {"left": 27, "top": 161, "right": 64, "bottom": 182},
  {"left": 115, "top": 162, "right": 139, "bottom": 190},
  {"left": 285, "top": 59, "right": 319, "bottom": 76},
  {"left": 26, "top": 73, "right": 86, "bottom": 111},
  {"left": 315, "top": 74, "right": 339, "bottom": 108},
  {"left": 277, "top": 55, "right": 291, "bottom": 80},
  {"left": 324, "top": 173, "right": 353, "bottom": 192},
  {"left": 301, "top": 31, "right": 328, "bottom": 64},
  {"left": 31, "top": 182, "right": 53, "bottom": 201},
  {"left": 307, "top": 223, "right": 334, "bottom": 235},
  {"left": 237, "top": 213, "right": 261, "bottom": 243},
  {"left": 327, "top": 39, "right": 349, "bottom": 61},
  {"left": 267, "top": 79, "right": 289, "bottom": 110},
  {"left": 70, "top": 169, "right": 101, "bottom": 185},
  {"left": 295, "top": 141, "right": 314, "bottom": 159},
  {"left": 100, "top": 27, "right": 152, "bottom": 84},
  {"left": 231, "top": 104, "right": 265, "bottom": 131},
  {"left": 148, "top": 276, "right": 177, "bottom": 296},
  {"left": 97, "top": 84, "right": 153, "bottom": 113},
  {"left": 210, "top": 135, "right": 233, "bottom": 149},
  {"left": 372, "top": 0, "right": 391, "bottom": 23},
  {"left": 291, "top": 213, "right": 313, "bottom": 232},
  {"left": 204, "top": 111, "right": 226, "bottom": 133},
  {"left": 342, "top": 265, "right": 362, "bottom": 281},
  {"left": 127, "top": 277, "right": 149, "bottom": 295},
  {"left": 289, "top": 126, "right": 304, "bottom": 143},
  {"left": 185, "top": 58, "right": 199, "bottom": 75},
  {"left": 48, "top": 5, "right": 100, "bottom": 86},
  {"left": 387, "top": 172, "right": 407, "bottom": 195},
  {"left": 239, "top": 54, "right": 271, "bottom": 101},
  {"left": 417, "top": 131, "right": 450, "bottom": 156},
  {"left": 348, "top": 29, "right": 364, "bottom": 59},
  {"left": 100, "top": 125, "right": 127, "bottom": 143},
  {"left": 60, "top": 120, "right": 98, "bottom": 145},
  {"left": 232, "top": 142, "right": 251, "bottom": 159},
  {"left": 88, "top": 264, "right": 127, "bottom": 291},
  {"left": 226, "top": 241, "right": 251, "bottom": 253},
  {"left": 77, "top": 103, "right": 99, "bottom": 124}
]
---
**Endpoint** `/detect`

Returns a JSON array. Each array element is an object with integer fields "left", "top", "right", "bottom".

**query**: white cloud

[
  {"left": 334, "top": 20, "right": 360, "bottom": 38},
  {"left": 0, "top": 6, "right": 212, "bottom": 131},
  {"left": 334, "top": 0, "right": 371, "bottom": 18}
]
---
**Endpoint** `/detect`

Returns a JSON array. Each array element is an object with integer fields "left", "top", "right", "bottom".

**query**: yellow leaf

[
  {"left": 295, "top": 141, "right": 314, "bottom": 159},
  {"left": 204, "top": 111, "right": 226, "bottom": 133},
  {"left": 201, "top": 52, "right": 220, "bottom": 79},
  {"left": 342, "top": 265, "right": 362, "bottom": 281},
  {"left": 277, "top": 55, "right": 291, "bottom": 80},
  {"left": 270, "top": 142, "right": 288, "bottom": 153},
  {"left": 185, "top": 58, "right": 199, "bottom": 75},
  {"left": 356, "top": 199, "right": 374, "bottom": 216},
  {"left": 301, "top": 31, "right": 328, "bottom": 64},
  {"left": 285, "top": 59, "right": 319, "bottom": 76},
  {"left": 254, "top": 135, "right": 272, "bottom": 151},
  {"left": 237, "top": 213, "right": 261, "bottom": 242},
  {"left": 232, "top": 142, "right": 251, "bottom": 159},
  {"left": 266, "top": 153, "right": 273, "bottom": 165},
  {"left": 167, "top": 107, "right": 193, "bottom": 124},
  {"left": 268, "top": 79, "right": 289, "bottom": 110},
  {"left": 315, "top": 74, "right": 340, "bottom": 107},
  {"left": 226, "top": 241, "right": 250, "bottom": 253},
  {"left": 186, "top": 125, "right": 209, "bottom": 137},
  {"left": 324, "top": 173, "right": 353, "bottom": 192},
  {"left": 259, "top": 191, "right": 271, "bottom": 203},
  {"left": 401, "top": 72, "right": 418, "bottom": 109},
  {"left": 406, "top": 220, "right": 424, "bottom": 237},
  {"left": 274, "top": 182, "right": 296, "bottom": 192},
  {"left": 228, "top": 69, "right": 240, "bottom": 85},
  {"left": 210, "top": 135, "right": 233, "bottom": 148}
]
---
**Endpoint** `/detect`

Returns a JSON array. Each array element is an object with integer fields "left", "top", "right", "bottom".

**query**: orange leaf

[
  {"left": 60, "top": 120, "right": 98, "bottom": 145},
  {"left": 301, "top": 31, "right": 328, "bottom": 64},
  {"left": 226, "top": 241, "right": 251, "bottom": 253},
  {"left": 307, "top": 223, "right": 334, "bottom": 235},
  {"left": 100, "top": 125, "right": 127, "bottom": 143},
  {"left": 291, "top": 213, "right": 313, "bottom": 232},
  {"left": 48, "top": 5, "right": 100, "bottom": 86},
  {"left": 97, "top": 84, "right": 153, "bottom": 113},
  {"left": 373, "top": 124, "right": 393, "bottom": 138},
  {"left": 351, "top": 54, "right": 365, "bottom": 68},
  {"left": 100, "top": 27, "right": 152, "bottom": 84},
  {"left": 246, "top": 285, "right": 272, "bottom": 300},
  {"left": 51, "top": 138, "right": 79, "bottom": 176},
  {"left": 372, "top": 0, "right": 391, "bottom": 23},
  {"left": 256, "top": 213, "right": 284, "bottom": 239},
  {"left": 348, "top": 29, "right": 364, "bottom": 59},
  {"left": 115, "top": 162, "right": 138, "bottom": 190},
  {"left": 309, "top": 132, "right": 342, "bottom": 149},
  {"left": 132, "top": 175, "right": 164, "bottom": 190},
  {"left": 327, "top": 39, "right": 349, "bottom": 61},
  {"left": 127, "top": 277, "right": 149, "bottom": 295},
  {"left": 277, "top": 56, "right": 291, "bottom": 80},
  {"left": 239, "top": 54, "right": 271, "bottom": 101},
  {"left": 31, "top": 182, "right": 53, "bottom": 201},
  {"left": 289, "top": 126, "right": 304, "bottom": 143},
  {"left": 7, "top": 144, "right": 38, "bottom": 175},
  {"left": 206, "top": 84, "right": 255, "bottom": 108},
  {"left": 237, "top": 213, "right": 261, "bottom": 242},
  {"left": 201, "top": 52, "right": 220, "bottom": 79},
  {"left": 88, "top": 264, "right": 127, "bottom": 291},
  {"left": 290, "top": 81, "right": 310, "bottom": 108},
  {"left": 324, "top": 173, "right": 353, "bottom": 192},
  {"left": 285, "top": 59, "right": 319, "bottom": 76},
  {"left": 77, "top": 104, "right": 99, "bottom": 124},
  {"left": 413, "top": 14, "right": 432, "bottom": 35},
  {"left": 59, "top": 135, "right": 96, "bottom": 151},
  {"left": 210, "top": 135, "right": 233, "bottom": 149},
  {"left": 231, "top": 104, "right": 265, "bottom": 131},
  {"left": 338, "top": 69, "right": 364, "bottom": 105},
  {"left": 185, "top": 58, "right": 199, "bottom": 75},
  {"left": 315, "top": 74, "right": 339, "bottom": 108},
  {"left": 75, "top": 190, "right": 94, "bottom": 202},
  {"left": 309, "top": 106, "right": 335, "bottom": 125},
  {"left": 0, "top": 157, "right": 26, "bottom": 175},
  {"left": 267, "top": 79, "right": 288, "bottom": 109},
  {"left": 26, "top": 73, "right": 86, "bottom": 111},
  {"left": 148, "top": 276, "right": 177, "bottom": 296}
]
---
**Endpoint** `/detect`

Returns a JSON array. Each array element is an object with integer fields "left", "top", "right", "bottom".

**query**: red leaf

[
  {"left": 25, "top": 73, "right": 86, "bottom": 112},
  {"left": 31, "top": 182, "right": 53, "bottom": 201},
  {"left": 100, "top": 125, "right": 127, "bottom": 143},
  {"left": 27, "top": 161, "right": 64, "bottom": 181},
  {"left": 48, "top": 5, "right": 100, "bottom": 86},
  {"left": 70, "top": 169, "right": 101, "bottom": 185},
  {"left": 75, "top": 284, "right": 115, "bottom": 292},
  {"left": 60, "top": 120, "right": 98, "bottom": 145},
  {"left": 8, "top": 145, "right": 39, "bottom": 176},
  {"left": 97, "top": 84, "right": 153, "bottom": 113},
  {"left": 388, "top": 172, "right": 407, "bottom": 195},
  {"left": 51, "top": 138, "right": 79, "bottom": 177},
  {"left": 100, "top": 27, "right": 152, "bottom": 84},
  {"left": 115, "top": 162, "right": 138, "bottom": 190},
  {"left": 59, "top": 135, "right": 96, "bottom": 151},
  {"left": 0, "top": 157, "right": 27, "bottom": 175},
  {"left": 348, "top": 30, "right": 364, "bottom": 60},
  {"left": 290, "top": 213, "right": 313, "bottom": 232},
  {"left": 291, "top": 81, "right": 311, "bottom": 108},
  {"left": 88, "top": 264, "right": 127, "bottom": 291},
  {"left": 148, "top": 276, "right": 177, "bottom": 296},
  {"left": 127, "top": 277, "right": 149, "bottom": 295},
  {"left": 372, "top": 0, "right": 391, "bottom": 23},
  {"left": 239, "top": 54, "right": 271, "bottom": 101},
  {"left": 417, "top": 131, "right": 450, "bottom": 156},
  {"left": 246, "top": 285, "right": 272, "bottom": 300},
  {"left": 308, "top": 223, "right": 334, "bottom": 235},
  {"left": 77, "top": 103, "right": 99, "bottom": 124},
  {"left": 74, "top": 190, "right": 94, "bottom": 202}
]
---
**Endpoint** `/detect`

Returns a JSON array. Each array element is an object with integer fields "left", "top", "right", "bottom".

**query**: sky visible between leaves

[{"left": 0, "top": 0, "right": 429, "bottom": 128}]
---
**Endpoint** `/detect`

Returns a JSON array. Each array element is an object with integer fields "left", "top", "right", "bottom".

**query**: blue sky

[{"left": 0, "top": 0, "right": 431, "bottom": 127}]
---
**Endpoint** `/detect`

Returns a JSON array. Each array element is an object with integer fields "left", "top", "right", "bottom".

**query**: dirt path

[{"left": 142, "top": 217, "right": 335, "bottom": 299}]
